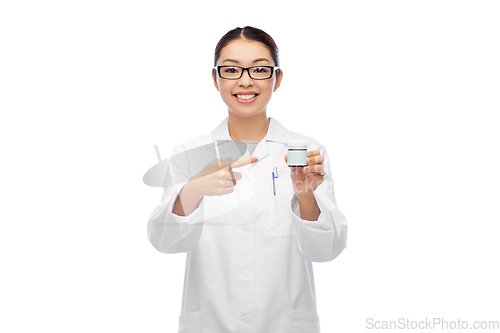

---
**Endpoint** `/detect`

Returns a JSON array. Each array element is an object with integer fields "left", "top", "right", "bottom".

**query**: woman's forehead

[{"left": 219, "top": 39, "right": 273, "bottom": 65}]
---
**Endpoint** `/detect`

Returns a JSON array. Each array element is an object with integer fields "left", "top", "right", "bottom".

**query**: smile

[{"left": 233, "top": 94, "right": 258, "bottom": 104}]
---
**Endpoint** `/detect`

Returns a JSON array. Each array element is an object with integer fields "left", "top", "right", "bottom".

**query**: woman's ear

[
  {"left": 273, "top": 69, "right": 283, "bottom": 92},
  {"left": 212, "top": 69, "right": 220, "bottom": 91}
]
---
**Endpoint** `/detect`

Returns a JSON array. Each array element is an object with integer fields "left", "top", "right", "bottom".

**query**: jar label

[{"left": 288, "top": 150, "right": 308, "bottom": 166}]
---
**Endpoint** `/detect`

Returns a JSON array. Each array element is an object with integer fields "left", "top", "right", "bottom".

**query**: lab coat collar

[{"left": 211, "top": 116, "right": 292, "bottom": 161}]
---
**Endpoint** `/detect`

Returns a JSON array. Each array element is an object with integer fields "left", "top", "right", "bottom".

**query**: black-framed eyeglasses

[{"left": 214, "top": 65, "right": 280, "bottom": 80}]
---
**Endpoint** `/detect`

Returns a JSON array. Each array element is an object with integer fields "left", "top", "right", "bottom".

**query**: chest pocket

[{"left": 266, "top": 164, "right": 296, "bottom": 238}]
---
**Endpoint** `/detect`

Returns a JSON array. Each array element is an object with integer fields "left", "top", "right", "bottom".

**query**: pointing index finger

[{"left": 230, "top": 156, "right": 259, "bottom": 169}]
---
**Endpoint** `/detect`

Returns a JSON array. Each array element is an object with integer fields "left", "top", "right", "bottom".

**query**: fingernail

[
  {"left": 304, "top": 167, "right": 309, "bottom": 172},
  {"left": 252, "top": 157, "right": 258, "bottom": 162},
  {"left": 307, "top": 158, "right": 311, "bottom": 163},
  {"left": 308, "top": 152, "right": 312, "bottom": 156}
]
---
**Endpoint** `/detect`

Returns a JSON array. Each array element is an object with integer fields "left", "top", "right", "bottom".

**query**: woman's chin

[{"left": 229, "top": 108, "right": 267, "bottom": 118}]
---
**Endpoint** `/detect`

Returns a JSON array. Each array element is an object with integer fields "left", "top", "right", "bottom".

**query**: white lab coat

[{"left": 148, "top": 116, "right": 347, "bottom": 333}]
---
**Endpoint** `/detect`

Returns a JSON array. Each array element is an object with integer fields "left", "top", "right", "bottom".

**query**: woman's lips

[{"left": 233, "top": 94, "right": 258, "bottom": 104}]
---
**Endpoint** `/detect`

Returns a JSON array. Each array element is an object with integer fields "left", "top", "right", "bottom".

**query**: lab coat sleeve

[
  {"left": 147, "top": 145, "right": 205, "bottom": 254},
  {"left": 290, "top": 144, "right": 348, "bottom": 262}
]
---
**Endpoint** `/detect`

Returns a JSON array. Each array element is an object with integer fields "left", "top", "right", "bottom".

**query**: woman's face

[{"left": 213, "top": 38, "right": 282, "bottom": 118}]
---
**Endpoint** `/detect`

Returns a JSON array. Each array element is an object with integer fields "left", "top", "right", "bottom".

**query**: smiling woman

[{"left": 147, "top": 26, "right": 348, "bottom": 333}]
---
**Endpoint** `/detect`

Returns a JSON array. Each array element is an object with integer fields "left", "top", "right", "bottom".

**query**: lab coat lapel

[
  {"left": 253, "top": 117, "right": 293, "bottom": 162},
  {"left": 210, "top": 116, "right": 293, "bottom": 162}
]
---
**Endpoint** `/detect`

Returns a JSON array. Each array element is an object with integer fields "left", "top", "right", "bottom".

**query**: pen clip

[{"left": 272, "top": 167, "right": 278, "bottom": 196}]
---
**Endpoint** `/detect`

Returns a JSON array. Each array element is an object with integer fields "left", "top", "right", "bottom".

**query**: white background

[{"left": 1, "top": 0, "right": 499, "bottom": 332}]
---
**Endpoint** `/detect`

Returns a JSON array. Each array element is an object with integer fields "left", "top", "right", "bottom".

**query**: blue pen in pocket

[{"left": 272, "top": 167, "right": 278, "bottom": 195}]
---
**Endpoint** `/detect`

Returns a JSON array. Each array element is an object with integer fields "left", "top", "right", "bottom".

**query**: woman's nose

[{"left": 238, "top": 69, "right": 253, "bottom": 86}]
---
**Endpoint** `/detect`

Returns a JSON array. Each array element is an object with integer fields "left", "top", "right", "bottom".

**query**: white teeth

[{"left": 236, "top": 94, "right": 256, "bottom": 100}]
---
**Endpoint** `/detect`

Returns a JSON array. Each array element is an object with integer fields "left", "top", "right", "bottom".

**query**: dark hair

[{"left": 214, "top": 26, "right": 280, "bottom": 73}]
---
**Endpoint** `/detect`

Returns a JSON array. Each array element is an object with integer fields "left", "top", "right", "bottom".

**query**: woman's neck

[{"left": 227, "top": 112, "right": 270, "bottom": 142}]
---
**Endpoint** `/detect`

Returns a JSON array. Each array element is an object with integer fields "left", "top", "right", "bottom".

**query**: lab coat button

[
  {"left": 241, "top": 224, "right": 252, "bottom": 233},
  {"left": 243, "top": 315, "right": 253, "bottom": 324},
  {"left": 242, "top": 269, "right": 252, "bottom": 277}
]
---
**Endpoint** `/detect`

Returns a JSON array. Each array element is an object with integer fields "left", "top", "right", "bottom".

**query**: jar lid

[{"left": 287, "top": 140, "right": 307, "bottom": 149}]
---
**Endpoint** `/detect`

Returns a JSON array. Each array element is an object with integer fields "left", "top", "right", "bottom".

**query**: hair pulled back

[{"left": 214, "top": 26, "right": 280, "bottom": 74}]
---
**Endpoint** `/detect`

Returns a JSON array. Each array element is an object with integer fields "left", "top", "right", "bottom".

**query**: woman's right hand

[
  {"left": 190, "top": 156, "right": 258, "bottom": 197},
  {"left": 173, "top": 156, "right": 258, "bottom": 217}
]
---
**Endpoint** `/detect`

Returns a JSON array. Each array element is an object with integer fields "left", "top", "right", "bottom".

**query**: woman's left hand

[{"left": 284, "top": 150, "right": 325, "bottom": 199}]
